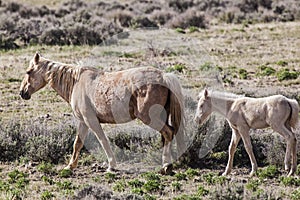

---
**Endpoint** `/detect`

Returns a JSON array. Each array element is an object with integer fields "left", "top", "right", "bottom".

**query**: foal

[{"left": 195, "top": 89, "right": 299, "bottom": 176}]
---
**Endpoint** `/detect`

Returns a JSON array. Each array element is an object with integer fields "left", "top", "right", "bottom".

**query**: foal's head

[
  {"left": 20, "top": 53, "right": 47, "bottom": 100},
  {"left": 194, "top": 89, "right": 212, "bottom": 124}
]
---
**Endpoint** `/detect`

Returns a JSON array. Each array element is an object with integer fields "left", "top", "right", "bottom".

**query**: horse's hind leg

[
  {"left": 223, "top": 127, "right": 241, "bottom": 176},
  {"left": 272, "top": 124, "right": 297, "bottom": 176},
  {"left": 65, "top": 122, "right": 88, "bottom": 170}
]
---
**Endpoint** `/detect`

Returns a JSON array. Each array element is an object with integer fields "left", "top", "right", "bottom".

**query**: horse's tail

[
  {"left": 163, "top": 73, "right": 186, "bottom": 156},
  {"left": 287, "top": 99, "right": 299, "bottom": 129}
]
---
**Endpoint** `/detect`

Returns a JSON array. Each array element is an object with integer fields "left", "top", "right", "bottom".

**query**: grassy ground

[{"left": 0, "top": 21, "right": 300, "bottom": 199}]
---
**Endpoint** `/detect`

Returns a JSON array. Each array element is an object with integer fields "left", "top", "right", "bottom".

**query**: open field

[{"left": 1, "top": 0, "right": 300, "bottom": 199}]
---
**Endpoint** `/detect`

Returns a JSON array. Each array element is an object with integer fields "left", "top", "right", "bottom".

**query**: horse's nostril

[{"left": 20, "top": 90, "right": 31, "bottom": 100}]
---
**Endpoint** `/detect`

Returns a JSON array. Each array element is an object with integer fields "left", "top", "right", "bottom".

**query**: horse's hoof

[
  {"left": 106, "top": 167, "right": 117, "bottom": 172},
  {"left": 64, "top": 165, "right": 73, "bottom": 170},
  {"left": 160, "top": 163, "right": 173, "bottom": 175}
]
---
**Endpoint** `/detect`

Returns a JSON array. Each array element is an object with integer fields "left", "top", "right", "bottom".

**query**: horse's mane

[
  {"left": 41, "top": 58, "right": 99, "bottom": 102},
  {"left": 206, "top": 89, "right": 244, "bottom": 100}
]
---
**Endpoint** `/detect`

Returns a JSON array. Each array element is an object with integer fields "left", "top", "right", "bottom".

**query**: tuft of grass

[
  {"left": 166, "top": 63, "right": 186, "bottom": 73},
  {"left": 276, "top": 68, "right": 299, "bottom": 81},
  {"left": 37, "top": 161, "right": 56, "bottom": 175},
  {"left": 246, "top": 179, "right": 262, "bottom": 192},
  {"left": 128, "top": 179, "right": 144, "bottom": 188},
  {"left": 58, "top": 169, "right": 72, "bottom": 178},
  {"left": 142, "top": 180, "right": 162, "bottom": 193},
  {"left": 238, "top": 68, "right": 248, "bottom": 79},
  {"left": 199, "top": 62, "right": 214, "bottom": 71},
  {"left": 197, "top": 184, "right": 209, "bottom": 196},
  {"left": 171, "top": 181, "right": 182, "bottom": 192},
  {"left": 185, "top": 168, "right": 199, "bottom": 179},
  {"left": 189, "top": 26, "right": 199, "bottom": 33},
  {"left": 41, "top": 175, "right": 55, "bottom": 185},
  {"left": 256, "top": 65, "right": 276, "bottom": 76},
  {"left": 141, "top": 171, "right": 161, "bottom": 181},
  {"left": 41, "top": 190, "right": 55, "bottom": 200},
  {"left": 280, "top": 176, "right": 300, "bottom": 187},
  {"left": 175, "top": 172, "right": 187, "bottom": 181},
  {"left": 276, "top": 60, "right": 288, "bottom": 66},
  {"left": 113, "top": 179, "right": 127, "bottom": 192},
  {"left": 291, "top": 189, "right": 300, "bottom": 200},
  {"left": 105, "top": 172, "right": 117, "bottom": 183},
  {"left": 175, "top": 28, "right": 186, "bottom": 34},
  {"left": 256, "top": 165, "right": 280, "bottom": 179}
]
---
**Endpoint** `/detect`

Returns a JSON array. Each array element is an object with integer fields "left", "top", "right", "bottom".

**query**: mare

[{"left": 20, "top": 53, "right": 186, "bottom": 173}]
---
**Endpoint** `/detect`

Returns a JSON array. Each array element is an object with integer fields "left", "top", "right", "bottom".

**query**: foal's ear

[
  {"left": 33, "top": 52, "right": 40, "bottom": 65},
  {"left": 204, "top": 89, "right": 208, "bottom": 98}
]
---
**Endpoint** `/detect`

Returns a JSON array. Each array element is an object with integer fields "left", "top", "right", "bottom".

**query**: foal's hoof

[{"left": 160, "top": 163, "right": 173, "bottom": 175}]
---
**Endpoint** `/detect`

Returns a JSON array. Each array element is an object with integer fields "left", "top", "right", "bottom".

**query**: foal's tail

[
  {"left": 287, "top": 99, "right": 300, "bottom": 130},
  {"left": 163, "top": 73, "right": 186, "bottom": 156}
]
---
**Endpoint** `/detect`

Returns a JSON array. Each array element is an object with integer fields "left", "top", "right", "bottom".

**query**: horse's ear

[
  {"left": 204, "top": 89, "right": 208, "bottom": 98},
  {"left": 33, "top": 52, "right": 40, "bottom": 64}
]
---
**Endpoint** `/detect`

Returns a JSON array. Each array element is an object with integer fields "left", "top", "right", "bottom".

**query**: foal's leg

[
  {"left": 83, "top": 115, "right": 117, "bottom": 171},
  {"left": 239, "top": 127, "right": 258, "bottom": 176},
  {"left": 272, "top": 124, "right": 297, "bottom": 176},
  {"left": 65, "top": 122, "right": 88, "bottom": 170},
  {"left": 223, "top": 128, "right": 241, "bottom": 176}
]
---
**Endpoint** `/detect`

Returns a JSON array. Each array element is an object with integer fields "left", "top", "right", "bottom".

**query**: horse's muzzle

[{"left": 20, "top": 90, "right": 31, "bottom": 100}]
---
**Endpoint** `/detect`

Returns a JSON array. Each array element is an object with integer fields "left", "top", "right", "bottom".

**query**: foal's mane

[
  {"left": 206, "top": 90, "right": 244, "bottom": 100},
  {"left": 40, "top": 58, "right": 98, "bottom": 102}
]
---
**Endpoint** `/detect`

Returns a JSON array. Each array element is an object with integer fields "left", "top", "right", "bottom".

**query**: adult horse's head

[
  {"left": 194, "top": 89, "right": 212, "bottom": 124},
  {"left": 20, "top": 52, "right": 47, "bottom": 100}
]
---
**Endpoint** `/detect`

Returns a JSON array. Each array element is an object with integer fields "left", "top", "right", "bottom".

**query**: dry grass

[{"left": 0, "top": 20, "right": 300, "bottom": 199}]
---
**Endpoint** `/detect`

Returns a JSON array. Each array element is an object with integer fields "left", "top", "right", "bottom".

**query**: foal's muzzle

[{"left": 20, "top": 90, "right": 31, "bottom": 100}]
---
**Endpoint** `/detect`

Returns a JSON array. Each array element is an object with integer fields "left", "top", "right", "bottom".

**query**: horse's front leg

[
  {"left": 222, "top": 128, "right": 241, "bottom": 176},
  {"left": 239, "top": 127, "right": 258, "bottom": 176},
  {"left": 65, "top": 122, "right": 88, "bottom": 170},
  {"left": 83, "top": 115, "right": 117, "bottom": 171}
]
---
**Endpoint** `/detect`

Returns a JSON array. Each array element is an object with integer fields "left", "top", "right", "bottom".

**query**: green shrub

[
  {"left": 238, "top": 68, "right": 248, "bottom": 79},
  {"left": 171, "top": 181, "right": 182, "bottom": 191},
  {"left": 113, "top": 179, "right": 127, "bottom": 192},
  {"left": 105, "top": 172, "right": 116, "bottom": 183},
  {"left": 142, "top": 180, "right": 162, "bottom": 193},
  {"left": 185, "top": 168, "right": 199, "bottom": 179},
  {"left": 175, "top": 172, "right": 187, "bottom": 181},
  {"left": 256, "top": 165, "right": 280, "bottom": 179},
  {"left": 128, "top": 179, "right": 144, "bottom": 188},
  {"left": 256, "top": 65, "right": 276, "bottom": 76},
  {"left": 41, "top": 190, "right": 55, "bottom": 200},
  {"left": 276, "top": 68, "right": 299, "bottom": 81},
  {"left": 141, "top": 172, "right": 161, "bottom": 181},
  {"left": 197, "top": 185, "right": 209, "bottom": 196},
  {"left": 276, "top": 60, "right": 288, "bottom": 66},
  {"left": 41, "top": 175, "right": 55, "bottom": 185},
  {"left": 280, "top": 176, "right": 300, "bottom": 187},
  {"left": 246, "top": 179, "right": 261, "bottom": 192},
  {"left": 37, "top": 161, "right": 56, "bottom": 175},
  {"left": 166, "top": 63, "right": 186, "bottom": 73},
  {"left": 175, "top": 27, "right": 186, "bottom": 34},
  {"left": 291, "top": 189, "right": 300, "bottom": 200},
  {"left": 59, "top": 169, "right": 72, "bottom": 178},
  {"left": 56, "top": 180, "right": 74, "bottom": 190},
  {"left": 199, "top": 62, "right": 214, "bottom": 71}
]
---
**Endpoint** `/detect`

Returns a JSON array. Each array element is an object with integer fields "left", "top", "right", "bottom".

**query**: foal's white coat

[{"left": 195, "top": 89, "right": 299, "bottom": 176}]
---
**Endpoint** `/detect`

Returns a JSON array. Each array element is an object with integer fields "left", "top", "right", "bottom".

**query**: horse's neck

[
  {"left": 45, "top": 63, "right": 79, "bottom": 103},
  {"left": 210, "top": 96, "right": 234, "bottom": 117}
]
